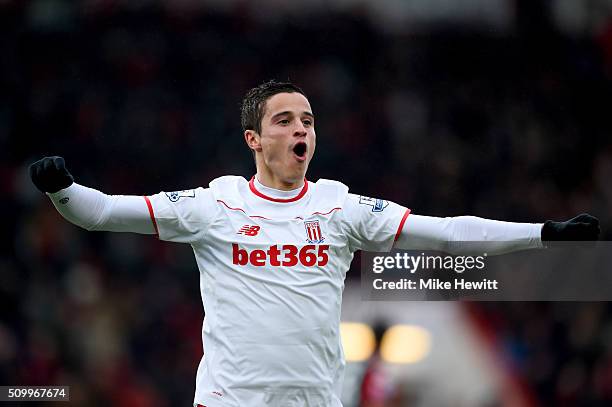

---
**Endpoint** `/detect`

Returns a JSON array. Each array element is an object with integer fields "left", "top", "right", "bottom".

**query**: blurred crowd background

[{"left": 2, "top": 0, "right": 612, "bottom": 405}]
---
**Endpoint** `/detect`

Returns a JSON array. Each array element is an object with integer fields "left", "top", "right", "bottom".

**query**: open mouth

[{"left": 292, "top": 142, "right": 307, "bottom": 160}]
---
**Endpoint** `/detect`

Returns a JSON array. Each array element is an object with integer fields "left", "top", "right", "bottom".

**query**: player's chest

[
  {"left": 211, "top": 211, "right": 343, "bottom": 246},
  {"left": 207, "top": 209, "right": 344, "bottom": 263}
]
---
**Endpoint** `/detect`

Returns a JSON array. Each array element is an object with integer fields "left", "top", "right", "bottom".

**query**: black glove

[
  {"left": 541, "top": 213, "right": 600, "bottom": 241},
  {"left": 29, "top": 156, "right": 74, "bottom": 193}
]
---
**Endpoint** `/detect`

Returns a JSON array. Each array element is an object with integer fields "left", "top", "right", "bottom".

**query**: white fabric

[
  {"left": 395, "top": 214, "right": 543, "bottom": 254},
  {"left": 47, "top": 183, "right": 154, "bottom": 234},
  {"left": 147, "top": 176, "right": 407, "bottom": 407}
]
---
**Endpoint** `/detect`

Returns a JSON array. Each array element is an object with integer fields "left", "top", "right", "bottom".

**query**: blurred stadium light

[
  {"left": 341, "top": 281, "right": 535, "bottom": 406},
  {"left": 340, "top": 322, "right": 377, "bottom": 363},
  {"left": 379, "top": 324, "right": 431, "bottom": 365}
]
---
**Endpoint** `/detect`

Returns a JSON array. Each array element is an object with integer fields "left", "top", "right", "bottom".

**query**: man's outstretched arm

[
  {"left": 394, "top": 213, "right": 600, "bottom": 255},
  {"left": 30, "top": 156, "right": 155, "bottom": 234}
]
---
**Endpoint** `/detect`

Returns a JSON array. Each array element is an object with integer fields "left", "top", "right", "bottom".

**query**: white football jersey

[{"left": 147, "top": 176, "right": 409, "bottom": 407}]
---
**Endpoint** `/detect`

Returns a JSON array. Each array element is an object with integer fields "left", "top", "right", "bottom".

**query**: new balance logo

[{"left": 237, "top": 225, "right": 260, "bottom": 236}]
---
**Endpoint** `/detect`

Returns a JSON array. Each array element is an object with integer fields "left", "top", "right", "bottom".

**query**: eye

[
  {"left": 303, "top": 119, "right": 313, "bottom": 126},
  {"left": 279, "top": 119, "right": 290, "bottom": 125}
]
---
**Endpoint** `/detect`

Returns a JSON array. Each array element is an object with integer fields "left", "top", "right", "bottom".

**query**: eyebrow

[{"left": 270, "top": 111, "right": 315, "bottom": 121}]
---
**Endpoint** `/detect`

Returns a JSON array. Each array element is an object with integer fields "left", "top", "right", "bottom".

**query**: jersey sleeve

[
  {"left": 145, "top": 187, "right": 217, "bottom": 243},
  {"left": 341, "top": 193, "right": 410, "bottom": 252}
]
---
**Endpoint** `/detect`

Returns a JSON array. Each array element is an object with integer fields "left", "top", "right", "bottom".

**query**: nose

[{"left": 294, "top": 122, "right": 307, "bottom": 137}]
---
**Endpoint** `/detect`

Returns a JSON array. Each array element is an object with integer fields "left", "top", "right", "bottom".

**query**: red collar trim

[{"left": 249, "top": 176, "right": 309, "bottom": 203}]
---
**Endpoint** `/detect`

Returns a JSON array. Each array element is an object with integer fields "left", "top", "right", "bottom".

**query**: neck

[{"left": 256, "top": 165, "right": 304, "bottom": 191}]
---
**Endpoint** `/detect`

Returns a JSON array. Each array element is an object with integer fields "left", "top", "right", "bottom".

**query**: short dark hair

[{"left": 241, "top": 80, "right": 307, "bottom": 134}]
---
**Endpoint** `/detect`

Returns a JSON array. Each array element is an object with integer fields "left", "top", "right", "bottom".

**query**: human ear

[{"left": 244, "top": 130, "right": 263, "bottom": 152}]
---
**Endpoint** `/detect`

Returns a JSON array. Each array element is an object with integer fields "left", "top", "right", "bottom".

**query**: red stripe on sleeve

[
  {"left": 143, "top": 196, "right": 159, "bottom": 238},
  {"left": 393, "top": 208, "right": 411, "bottom": 243}
]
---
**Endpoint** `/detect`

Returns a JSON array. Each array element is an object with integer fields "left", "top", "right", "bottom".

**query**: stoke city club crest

[{"left": 304, "top": 220, "right": 325, "bottom": 244}]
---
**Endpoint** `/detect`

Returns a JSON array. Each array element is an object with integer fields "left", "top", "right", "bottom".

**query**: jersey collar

[{"left": 249, "top": 176, "right": 309, "bottom": 203}]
